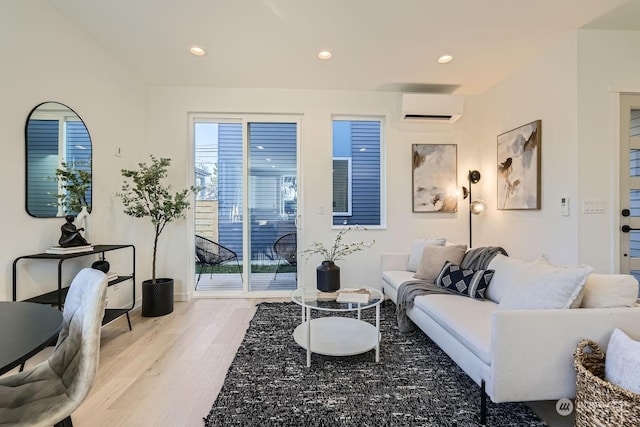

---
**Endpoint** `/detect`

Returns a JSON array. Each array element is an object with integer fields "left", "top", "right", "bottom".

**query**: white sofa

[{"left": 381, "top": 250, "right": 640, "bottom": 408}]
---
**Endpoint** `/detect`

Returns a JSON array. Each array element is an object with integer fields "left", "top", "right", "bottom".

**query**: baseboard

[{"left": 174, "top": 292, "right": 190, "bottom": 302}]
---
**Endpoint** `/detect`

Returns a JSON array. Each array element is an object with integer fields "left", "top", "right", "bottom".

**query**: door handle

[{"left": 621, "top": 225, "right": 640, "bottom": 233}]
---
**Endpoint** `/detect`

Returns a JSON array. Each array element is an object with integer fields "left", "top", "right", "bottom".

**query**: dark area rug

[{"left": 204, "top": 301, "right": 546, "bottom": 427}]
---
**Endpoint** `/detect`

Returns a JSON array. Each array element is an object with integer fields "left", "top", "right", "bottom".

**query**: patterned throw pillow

[{"left": 435, "top": 261, "right": 495, "bottom": 300}]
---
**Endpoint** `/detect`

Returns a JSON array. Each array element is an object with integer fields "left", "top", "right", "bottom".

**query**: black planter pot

[
  {"left": 141, "top": 278, "right": 174, "bottom": 317},
  {"left": 316, "top": 261, "right": 340, "bottom": 292}
]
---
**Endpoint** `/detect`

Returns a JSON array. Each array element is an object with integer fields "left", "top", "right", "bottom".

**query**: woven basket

[{"left": 574, "top": 339, "right": 640, "bottom": 427}]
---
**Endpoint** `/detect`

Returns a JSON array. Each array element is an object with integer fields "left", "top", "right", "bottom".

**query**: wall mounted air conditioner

[{"left": 402, "top": 94, "right": 464, "bottom": 123}]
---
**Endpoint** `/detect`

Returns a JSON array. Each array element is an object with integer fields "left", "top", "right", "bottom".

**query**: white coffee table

[{"left": 291, "top": 285, "right": 383, "bottom": 367}]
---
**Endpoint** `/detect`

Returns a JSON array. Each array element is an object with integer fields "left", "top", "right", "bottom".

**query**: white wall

[
  {"left": 0, "top": 1, "right": 147, "bottom": 303},
  {"left": 466, "top": 28, "right": 640, "bottom": 272},
  {"left": 147, "top": 87, "right": 477, "bottom": 296},
  {"left": 0, "top": 0, "right": 496, "bottom": 304},
  {"left": 147, "top": 29, "right": 640, "bottom": 297},
  {"left": 6, "top": 3, "right": 638, "bottom": 304},
  {"left": 463, "top": 33, "right": 580, "bottom": 264},
  {"left": 577, "top": 29, "right": 640, "bottom": 273}
]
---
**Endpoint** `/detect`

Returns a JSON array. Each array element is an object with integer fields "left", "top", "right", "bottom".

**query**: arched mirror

[{"left": 25, "top": 102, "right": 92, "bottom": 218}]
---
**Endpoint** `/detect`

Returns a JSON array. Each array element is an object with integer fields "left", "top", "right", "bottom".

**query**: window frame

[
  {"left": 332, "top": 157, "right": 352, "bottom": 217},
  {"left": 331, "top": 115, "right": 386, "bottom": 229}
]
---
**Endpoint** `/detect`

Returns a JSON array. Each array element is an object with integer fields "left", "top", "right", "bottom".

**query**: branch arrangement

[{"left": 301, "top": 225, "right": 375, "bottom": 262}]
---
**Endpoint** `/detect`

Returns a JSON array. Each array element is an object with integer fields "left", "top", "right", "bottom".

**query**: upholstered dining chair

[{"left": 0, "top": 268, "right": 108, "bottom": 427}]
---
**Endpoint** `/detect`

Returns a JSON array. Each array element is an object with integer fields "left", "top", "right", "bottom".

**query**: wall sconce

[{"left": 461, "top": 170, "right": 487, "bottom": 248}]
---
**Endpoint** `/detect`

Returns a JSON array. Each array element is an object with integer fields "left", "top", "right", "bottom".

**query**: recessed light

[
  {"left": 190, "top": 46, "right": 206, "bottom": 56},
  {"left": 256, "top": 145, "right": 264, "bottom": 150},
  {"left": 318, "top": 50, "right": 332, "bottom": 60},
  {"left": 438, "top": 54, "right": 453, "bottom": 64}
]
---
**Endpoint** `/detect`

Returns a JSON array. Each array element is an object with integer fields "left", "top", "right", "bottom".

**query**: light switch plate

[{"left": 583, "top": 200, "right": 606, "bottom": 214}]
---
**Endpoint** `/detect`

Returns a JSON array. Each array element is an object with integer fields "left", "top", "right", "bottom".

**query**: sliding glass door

[
  {"left": 193, "top": 115, "right": 299, "bottom": 295},
  {"left": 247, "top": 122, "right": 298, "bottom": 291}
]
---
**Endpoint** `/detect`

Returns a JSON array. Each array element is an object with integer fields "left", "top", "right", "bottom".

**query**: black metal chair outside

[
  {"left": 195, "top": 235, "right": 242, "bottom": 285},
  {"left": 273, "top": 232, "right": 297, "bottom": 280}
]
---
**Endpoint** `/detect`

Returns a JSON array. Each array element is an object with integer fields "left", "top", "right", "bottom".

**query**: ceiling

[{"left": 50, "top": 0, "right": 640, "bottom": 94}]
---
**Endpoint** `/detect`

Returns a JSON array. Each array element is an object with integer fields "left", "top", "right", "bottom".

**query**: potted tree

[{"left": 117, "top": 155, "right": 197, "bottom": 317}]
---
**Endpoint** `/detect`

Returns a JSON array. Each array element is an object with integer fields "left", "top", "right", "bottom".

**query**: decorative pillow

[
  {"left": 498, "top": 257, "right": 593, "bottom": 310},
  {"left": 605, "top": 328, "right": 640, "bottom": 394},
  {"left": 485, "top": 254, "right": 529, "bottom": 303},
  {"left": 414, "top": 244, "right": 467, "bottom": 283},
  {"left": 581, "top": 274, "right": 639, "bottom": 308},
  {"left": 407, "top": 238, "right": 447, "bottom": 272},
  {"left": 435, "top": 261, "right": 494, "bottom": 300}
]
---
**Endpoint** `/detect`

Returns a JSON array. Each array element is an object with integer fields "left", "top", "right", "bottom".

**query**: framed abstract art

[
  {"left": 496, "top": 120, "right": 541, "bottom": 210},
  {"left": 412, "top": 144, "right": 457, "bottom": 213}
]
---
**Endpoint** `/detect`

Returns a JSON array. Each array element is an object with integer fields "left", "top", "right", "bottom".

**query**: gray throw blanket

[
  {"left": 396, "top": 246, "right": 508, "bottom": 333},
  {"left": 460, "top": 246, "right": 508, "bottom": 270},
  {"left": 396, "top": 279, "right": 451, "bottom": 333}
]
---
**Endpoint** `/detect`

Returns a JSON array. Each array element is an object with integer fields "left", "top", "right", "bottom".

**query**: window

[
  {"left": 332, "top": 118, "right": 383, "bottom": 226},
  {"left": 281, "top": 176, "right": 297, "bottom": 216},
  {"left": 192, "top": 115, "right": 300, "bottom": 293},
  {"left": 26, "top": 116, "right": 91, "bottom": 217},
  {"left": 194, "top": 122, "right": 219, "bottom": 201},
  {"left": 332, "top": 158, "right": 351, "bottom": 215}
]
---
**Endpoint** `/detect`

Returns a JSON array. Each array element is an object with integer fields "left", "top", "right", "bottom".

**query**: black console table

[{"left": 12, "top": 244, "right": 135, "bottom": 330}]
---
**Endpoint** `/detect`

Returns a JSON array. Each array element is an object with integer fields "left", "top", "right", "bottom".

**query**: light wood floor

[
  {"left": 12, "top": 298, "right": 268, "bottom": 427},
  {"left": 10, "top": 298, "right": 572, "bottom": 427}
]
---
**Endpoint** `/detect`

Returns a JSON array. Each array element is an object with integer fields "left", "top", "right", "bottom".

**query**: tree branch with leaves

[{"left": 51, "top": 161, "right": 91, "bottom": 215}]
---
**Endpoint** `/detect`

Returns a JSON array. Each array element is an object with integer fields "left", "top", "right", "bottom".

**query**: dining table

[{"left": 0, "top": 301, "right": 64, "bottom": 376}]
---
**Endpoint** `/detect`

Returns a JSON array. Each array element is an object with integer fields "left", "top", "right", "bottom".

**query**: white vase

[{"left": 75, "top": 206, "right": 91, "bottom": 243}]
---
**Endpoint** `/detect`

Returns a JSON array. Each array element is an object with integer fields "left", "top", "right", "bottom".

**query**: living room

[{"left": 2, "top": 0, "right": 640, "bottom": 425}]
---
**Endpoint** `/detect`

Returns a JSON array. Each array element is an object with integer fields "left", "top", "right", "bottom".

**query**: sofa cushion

[
  {"left": 382, "top": 270, "right": 416, "bottom": 293},
  {"left": 407, "top": 238, "right": 447, "bottom": 272},
  {"left": 498, "top": 258, "right": 593, "bottom": 310},
  {"left": 414, "top": 244, "right": 467, "bottom": 283},
  {"left": 485, "top": 254, "right": 529, "bottom": 303},
  {"left": 581, "top": 274, "right": 639, "bottom": 308},
  {"left": 605, "top": 328, "right": 640, "bottom": 394},
  {"left": 414, "top": 294, "right": 496, "bottom": 364},
  {"left": 435, "top": 261, "right": 494, "bottom": 300}
]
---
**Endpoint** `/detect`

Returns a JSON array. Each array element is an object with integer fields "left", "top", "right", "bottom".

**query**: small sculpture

[{"left": 58, "top": 215, "right": 89, "bottom": 247}]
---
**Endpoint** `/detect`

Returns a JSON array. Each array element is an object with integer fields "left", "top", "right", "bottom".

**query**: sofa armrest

[
  {"left": 490, "top": 307, "right": 640, "bottom": 403},
  {"left": 381, "top": 252, "right": 410, "bottom": 272}
]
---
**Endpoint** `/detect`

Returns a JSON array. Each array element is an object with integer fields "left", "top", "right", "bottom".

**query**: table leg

[
  {"left": 306, "top": 307, "right": 311, "bottom": 367},
  {"left": 375, "top": 303, "right": 380, "bottom": 362}
]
